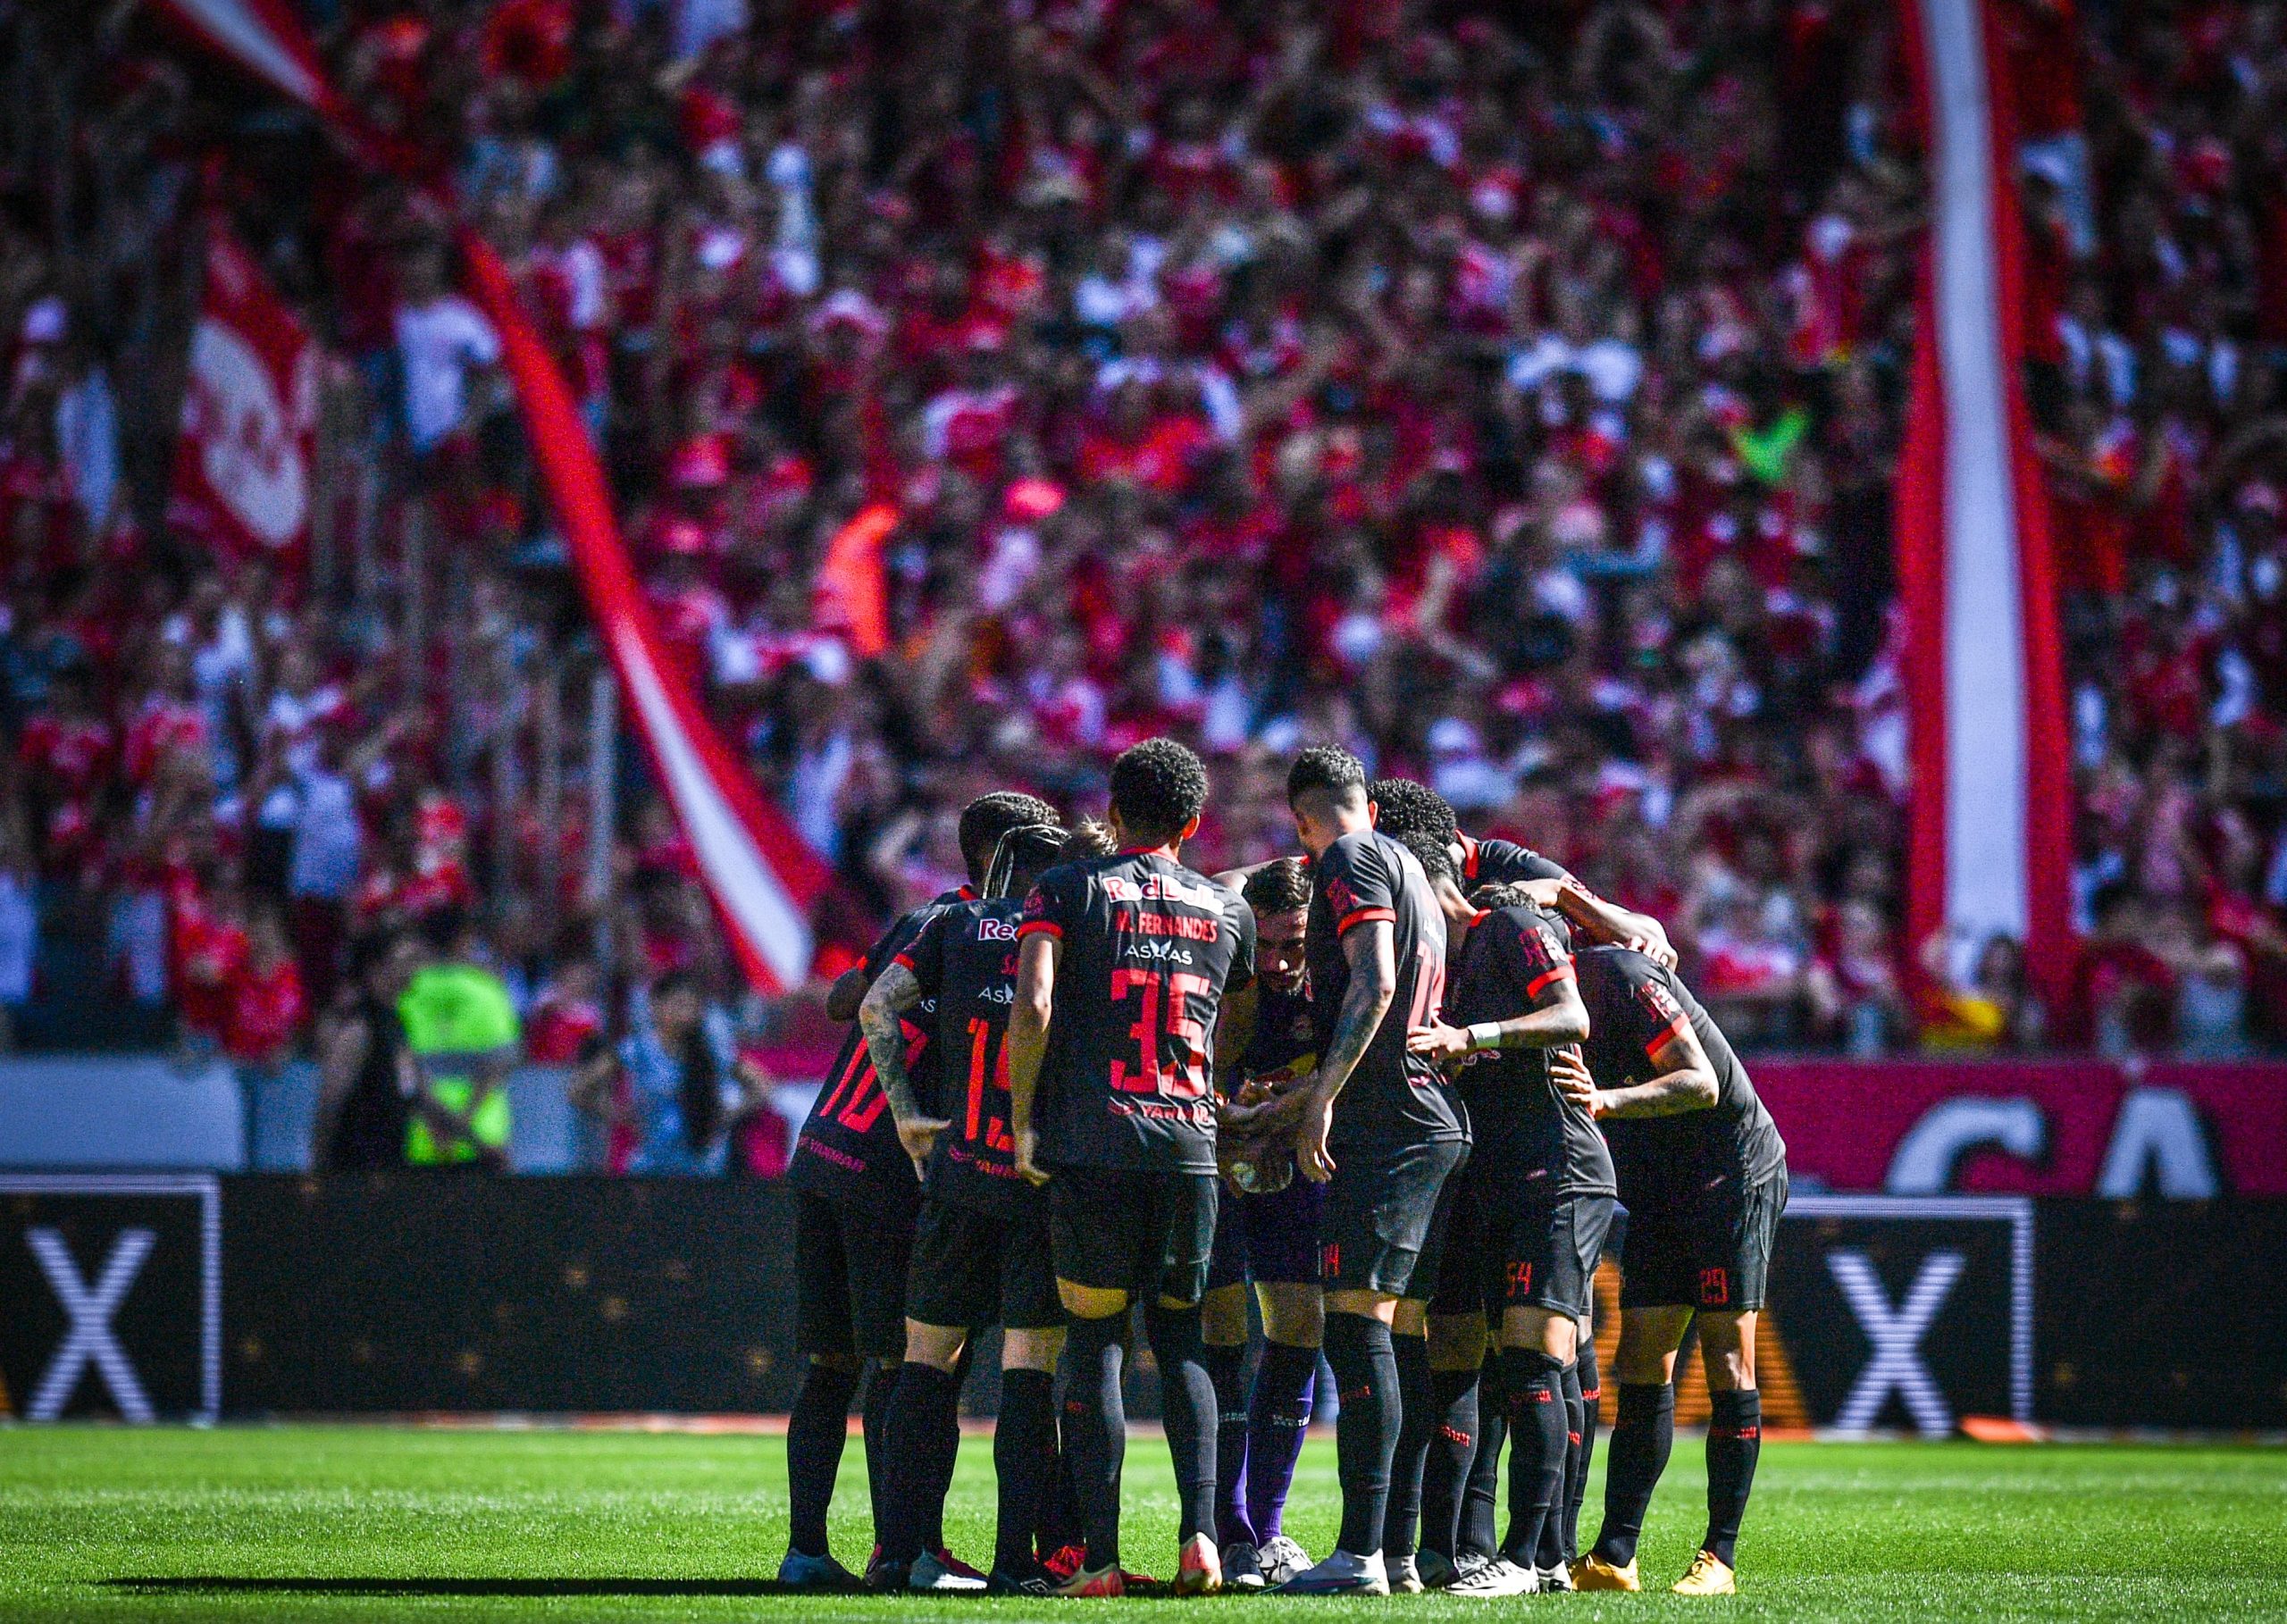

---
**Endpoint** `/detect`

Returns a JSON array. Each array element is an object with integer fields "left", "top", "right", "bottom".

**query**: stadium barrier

[
  {"left": 2, "top": 1177, "right": 2280, "bottom": 1431},
  {"left": 1756, "top": 1057, "right": 2287, "bottom": 1197}
]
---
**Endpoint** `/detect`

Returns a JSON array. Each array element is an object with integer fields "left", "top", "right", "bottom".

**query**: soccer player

[
  {"left": 776, "top": 790, "right": 1058, "bottom": 1592},
  {"left": 1369, "top": 774, "right": 1666, "bottom": 1556},
  {"left": 1562, "top": 945, "right": 1789, "bottom": 1597},
  {"left": 1003, "top": 738, "right": 1258, "bottom": 1598},
  {"left": 1410, "top": 882, "right": 1604, "bottom": 1596},
  {"left": 1276, "top": 747, "right": 1463, "bottom": 1597},
  {"left": 1199, "top": 858, "right": 1325, "bottom": 1590},
  {"left": 858, "top": 818, "right": 1070, "bottom": 1594}
]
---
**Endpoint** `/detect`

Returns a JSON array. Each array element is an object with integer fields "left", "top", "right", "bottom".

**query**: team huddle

[{"left": 781, "top": 739, "right": 1789, "bottom": 1599}]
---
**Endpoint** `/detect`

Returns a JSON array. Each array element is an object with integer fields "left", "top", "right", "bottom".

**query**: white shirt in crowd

[{"left": 394, "top": 297, "right": 502, "bottom": 453}]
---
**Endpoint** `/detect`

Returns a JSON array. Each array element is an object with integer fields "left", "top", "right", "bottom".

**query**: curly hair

[
  {"left": 1286, "top": 743, "right": 1367, "bottom": 807},
  {"left": 1109, "top": 738, "right": 1211, "bottom": 846},
  {"left": 959, "top": 791, "right": 1062, "bottom": 883},
  {"left": 1242, "top": 856, "right": 1312, "bottom": 917},
  {"left": 1368, "top": 776, "right": 1459, "bottom": 847},
  {"left": 1393, "top": 827, "right": 1455, "bottom": 887}
]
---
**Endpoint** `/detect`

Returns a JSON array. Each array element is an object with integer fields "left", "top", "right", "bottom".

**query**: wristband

[{"left": 1467, "top": 1022, "right": 1504, "bottom": 1053}]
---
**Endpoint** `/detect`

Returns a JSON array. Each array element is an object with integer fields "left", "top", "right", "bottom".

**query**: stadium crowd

[{"left": 0, "top": 0, "right": 2283, "bottom": 1071}]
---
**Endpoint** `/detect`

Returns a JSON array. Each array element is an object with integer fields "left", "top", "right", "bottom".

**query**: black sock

[
  {"left": 1145, "top": 1302, "right": 1219, "bottom": 1544},
  {"left": 1040, "top": 1403, "right": 1083, "bottom": 1558},
  {"left": 1536, "top": 1362, "right": 1581, "bottom": 1570},
  {"left": 1565, "top": 1336, "right": 1599, "bottom": 1559},
  {"left": 1703, "top": 1388, "right": 1763, "bottom": 1566},
  {"left": 1461, "top": 1352, "right": 1505, "bottom": 1559},
  {"left": 861, "top": 1358, "right": 896, "bottom": 1549},
  {"left": 1591, "top": 1382, "right": 1675, "bottom": 1567},
  {"left": 1321, "top": 1311, "right": 1401, "bottom": 1557},
  {"left": 1379, "top": 1331, "right": 1434, "bottom": 1560},
  {"left": 786, "top": 1359, "right": 860, "bottom": 1557},
  {"left": 1416, "top": 1363, "right": 1480, "bottom": 1561},
  {"left": 1498, "top": 1347, "right": 1567, "bottom": 1566},
  {"left": 879, "top": 1361, "right": 960, "bottom": 1564},
  {"left": 923, "top": 1342, "right": 975, "bottom": 1553},
  {"left": 1203, "top": 1341, "right": 1253, "bottom": 1547},
  {"left": 1060, "top": 1311, "right": 1127, "bottom": 1571},
  {"left": 994, "top": 1369, "right": 1058, "bottom": 1575}
]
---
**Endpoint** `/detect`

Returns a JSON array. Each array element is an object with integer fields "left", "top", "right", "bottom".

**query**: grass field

[{"left": 0, "top": 1427, "right": 2283, "bottom": 1622}]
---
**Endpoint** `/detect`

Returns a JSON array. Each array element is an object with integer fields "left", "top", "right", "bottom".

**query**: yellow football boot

[
  {"left": 1569, "top": 1553, "right": 1641, "bottom": 1591},
  {"left": 1671, "top": 1550, "right": 1738, "bottom": 1595}
]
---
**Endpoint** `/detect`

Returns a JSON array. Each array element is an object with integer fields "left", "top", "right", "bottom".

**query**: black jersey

[
  {"left": 1305, "top": 829, "right": 1462, "bottom": 1152},
  {"left": 1458, "top": 833, "right": 1567, "bottom": 888},
  {"left": 1574, "top": 946, "right": 1787, "bottom": 1207},
  {"left": 1445, "top": 904, "right": 1613, "bottom": 1200},
  {"left": 898, "top": 897, "right": 1039, "bottom": 1218},
  {"left": 786, "top": 889, "right": 962, "bottom": 1207},
  {"left": 1019, "top": 850, "right": 1256, "bottom": 1174}
]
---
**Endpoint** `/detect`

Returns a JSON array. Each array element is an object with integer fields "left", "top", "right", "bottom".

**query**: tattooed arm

[
  {"left": 857, "top": 962, "right": 946, "bottom": 1176},
  {"left": 1294, "top": 917, "right": 1395, "bottom": 1183}
]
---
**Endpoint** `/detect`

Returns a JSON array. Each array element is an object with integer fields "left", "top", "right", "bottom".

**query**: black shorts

[
  {"left": 1619, "top": 1168, "right": 1788, "bottom": 1312},
  {"left": 795, "top": 1188, "right": 917, "bottom": 1360},
  {"left": 1049, "top": 1167, "right": 1219, "bottom": 1304},
  {"left": 1428, "top": 1164, "right": 1488, "bottom": 1318},
  {"left": 1205, "top": 1176, "right": 1328, "bottom": 1293},
  {"left": 1318, "top": 1137, "right": 1468, "bottom": 1297},
  {"left": 907, "top": 1198, "right": 1062, "bottom": 1331},
  {"left": 1490, "top": 1192, "right": 1615, "bottom": 1319}
]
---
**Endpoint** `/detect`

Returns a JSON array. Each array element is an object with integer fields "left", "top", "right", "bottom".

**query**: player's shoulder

[
  {"left": 1577, "top": 942, "right": 1660, "bottom": 985},
  {"left": 1323, "top": 825, "right": 1395, "bottom": 871},
  {"left": 1493, "top": 900, "right": 1571, "bottom": 946}
]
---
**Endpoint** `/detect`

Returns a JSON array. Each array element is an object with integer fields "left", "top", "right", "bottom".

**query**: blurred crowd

[{"left": 0, "top": 0, "right": 2283, "bottom": 1074}]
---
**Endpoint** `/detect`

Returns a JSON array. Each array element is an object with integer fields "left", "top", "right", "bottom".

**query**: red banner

[
  {"left": 170, "top": 220, "right": 316, "bottom": 570},
  {"left": 1755, "top": 1058, "right": 2287, "bottom": 1198}
]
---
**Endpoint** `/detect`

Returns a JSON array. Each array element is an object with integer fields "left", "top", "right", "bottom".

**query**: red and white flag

[
  {"left": 170, "top": 219, "right": 317, "bottom": 569},
  {"left": 460, "top": 234, "right": 830, "bottom": 992},
  {"left": 152, "top": 0, "right": 833, "bottom": 992},
  {"left": 1896, "top": 0, "right": 2075, "bottom": 1003}
]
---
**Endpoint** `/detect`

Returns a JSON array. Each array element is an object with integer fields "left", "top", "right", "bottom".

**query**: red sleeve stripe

[
  {"left": 1459, "top": 835, "right": 1480, "bottom": 881},
  {"left": 1644, "top": 1012, "right": 1690, "bottom": 1060},
  {"left": 1015, "top": 919, "right": 1062, "bottom": 941},
  {"left": 891, "top": 952, "right": 917, "bottom": 973},
  {"left": 1337, "top": 906, "right": 1396, "bottom": 934},
  {"left": 1524, "top": 963, "right": 1576, "bottom": 998}
]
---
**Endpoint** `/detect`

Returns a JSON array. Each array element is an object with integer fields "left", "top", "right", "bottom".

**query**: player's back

[
  {"left": 788, "top": 888, "right": 965, "bottom": 1203},
  {"left": 1019, "top": 849, "right": 1254, "bottom": 1173},
  {"left": 905, "top": 896, "right": 1038, "bottom": 1212},
  {"left": 1575, "top": 945, "right": 1786, "bottom": 1198},
  {"left": 1448, "top": 902, "right": 1613, "bottom": 1199},
  {"left": 1304, "top": 828, "right": 1461, "bottom": 1151}
]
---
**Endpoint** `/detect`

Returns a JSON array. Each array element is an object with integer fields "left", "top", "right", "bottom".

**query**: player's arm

[
  {"left": 1296, "top": 917, "right": 1395, "bottom": 1183},
  {"left": 1549, "top": 878, "right": 1676, "bottom": 970},
  {"left": 1005, "top": 933, "right": 1060, "bottom": 1185},
  {"left": 857, "top": 961, "right": 947, "bottom": 1176},
  {"left": 1554, "top": 1018, "right": 1718, "bottom": 1118},
  {"left": 1412, "top": 970, "right": 1588, "bottom": 1062}
]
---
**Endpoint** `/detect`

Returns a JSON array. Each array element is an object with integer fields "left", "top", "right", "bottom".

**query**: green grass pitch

[{"left": 1, "top": 1427, "right": 2283, "bottom": 1621}]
